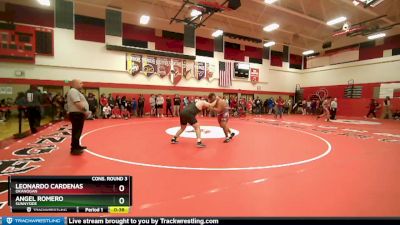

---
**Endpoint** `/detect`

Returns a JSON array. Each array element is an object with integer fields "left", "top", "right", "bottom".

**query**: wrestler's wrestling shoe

[
  {"left": 171, "top": 137, "right": 179, "bottom": 144},
  {"left": 197, "top": 141, "right": 206, "bottom": 148}
]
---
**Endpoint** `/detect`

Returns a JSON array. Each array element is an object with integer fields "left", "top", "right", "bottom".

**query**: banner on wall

[
  {"left": 127, "top": 54, "right": 142, "bottom": 76},
  {"left": 250, "top": 68, "right": 259, "bottom": 84},
  {"left": 183, "top": 60, "right": 195, "bottom": 80},
  {"left": 156, "top": 57, "right": 171, "bottom": 78},
  {"left": 126, "top": 53, "right": 206, "bottom": 85},
  {"left": 171, "top": 59, "right": 183, "bottom": 85},
  {"left": 197, "top": 62, "right": 206, "bottom": 80},
  {"left": 206, "top": 62, "right": 216, "bottom": 82},
  {"left": 143, "top": 56, "right": 157, "bottom": 77}
]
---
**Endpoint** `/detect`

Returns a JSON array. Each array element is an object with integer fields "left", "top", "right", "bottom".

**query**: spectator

[
  {"left": 100, "top": 94, "right": 108, "bottom": 117},
  {"left": 116, "top": 95, "right": 122, "bottom": 108},
  {"left": 150, "top": 94, "right": 156, "bottom": 116},
  {"left": 173, "top": 94, "right": 181, "bottom": 117},
  {"left": 126, "top": 98, "right": 132, "bottom": 114},
  {"left": 103, "top": 104, "right": 112, "bottom": 119},
  {"left": 131, "top": 97, "right": 137, "bottom": 117},
  {"left": 239, "top": 97, "right": 247, "bottom": 113},
  {"left": 306, "top": 100, "right": 312, "bottom": 115},
  {"left": 224, "top": 96, "right": 229, "bottom": 106},
  {"left": 121, "top": 107, "right": 130, "bottom": 120},
  {"left": 121, "top": 96, "right": 127, "bottom": 109},
  {"left": 202, "top": 97, "right": 208, "bottom": 117},
  {"left": 247, "top": 97, "right": 253, "bottom": 114},
  {"left": 0, "top": 99, "right": 7, "bottom": 122},
  {"left": 25, "top": 85, "right": 42, "bottom": 134},
  {"left": 316, "top": 99, "right": 321, "bottom": 114},
  {"left": 137, "top": 94, "right": 145, "bottom": 117},
  {"left": 330, "top": 98, "right": 338, "bottom": 120},
  {"left": 230, "top": 96, "right": 238, "bottom": 116},
  {"left": 87, "top": 93, "right": 98, "bottom": 119},
  {"left": 183, "top": 96, "right": 189, "bottom": 107},
  {"left": 293, "top": 100, "right": 300, "bottom": 114},
  {"left": 15, "top": 92, "right": 26, "bottom": 121},
  {"left": 41, "top": 91, "right": 52, "bottom": 117},
  {"left": 156, "top": 94, "right": 164, "bottom": 117},
  {"left": 0, "top": 99, "right": 11, "bottom": 121},
  {"left": 301, "top": 100, "right": 307, "bottom": 115},
  {"left": 286, "top": 98, "right": 292, "bottom": 115},
  {"left": 64, "top": 93, "right": 69, "bottom": 114},
  {"left": 381, "top": 96, "right": 392, "bottom": 119},
  {"left": 393, "top": 110, "right": 400, "bottom": 120},
  {"left": 111, "top": 106, "right": 121, "bottom": 119},
  {"left": 52, "top": 94, "right": 64, "bottom": 120},
  {"left": 107, "top": 94, "right": 115, "bottom": 108},
  {"left": 263, "top": 98, "right": 269, "bottom": 114},
  {"left": 310, "top": 99, "right": 317, "bottom": 115},
  {"left": 275, "top": 96, "right": 285, "bottom": 119},
  {"left": 254, "top": 97, "right": 262, "bottom": 114},
  {"left": 166, "top": 96, "right": 173, "bottom": 117},
  {"left": 365, "top": 99, "right": 380, "bottom": 119},
  {"left": 267, "top": 97, "right": 275, "bottom": 114}
]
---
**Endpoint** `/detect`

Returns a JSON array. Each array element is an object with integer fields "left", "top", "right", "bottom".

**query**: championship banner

[
  {"left": 171, "top": 59, "right": 183, "bottom": 85},
  {"left": 157, "top": 57, "right": 171, "bottom": 78},
  {"left": 183, "top": 60, "right": 195, "bottom": 80},
  {"left": 127, "top": 54, "right": 142, "bottom": 76},
  {"left": 250, "top": 68, "right": 259, "bottom": 84},
  {"left": 196, "top": 62, "right": 206, "bottom": 80},
  {"left": 143, "top": 56, "right": 157, "bottom": 77},
  {"left": 206, "top": 62, "right": 216, "bottom": 82}
]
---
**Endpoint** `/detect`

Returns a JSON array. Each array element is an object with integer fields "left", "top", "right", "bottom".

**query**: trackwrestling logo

[{"left": 165, "top": 126, "right": 239, "bottom": 139}]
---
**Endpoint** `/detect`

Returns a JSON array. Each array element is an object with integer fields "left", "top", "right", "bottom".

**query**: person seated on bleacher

[
  {"left": 393, "top": 110, "right": 400, "bottom": 120},
  {"left": 0, "top": 99, "right": 6, "bottom": 122},
  {"left": 103, "top": 104, "right": 112, "bottom": 119},
  {"left": 111, "top": 105, "right": 121, "bottom": 119},
  {"left": 121, "top": 107, "right": 130, "bottom": 120}
]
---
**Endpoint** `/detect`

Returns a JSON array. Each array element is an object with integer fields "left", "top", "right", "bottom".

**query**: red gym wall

[{"left": 302, "top": 83, "right": 400, "bottom": 117}]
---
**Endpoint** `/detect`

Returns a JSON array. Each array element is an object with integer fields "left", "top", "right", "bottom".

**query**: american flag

[{"left": 219, "top": 61, "right": 233, "bottom": 87}]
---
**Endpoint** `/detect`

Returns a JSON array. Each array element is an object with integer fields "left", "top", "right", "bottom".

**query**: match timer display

[{"left": 8, "top": 176, "right": 132, "bottom": 213}]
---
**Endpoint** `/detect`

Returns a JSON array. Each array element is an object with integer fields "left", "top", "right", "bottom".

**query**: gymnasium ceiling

[
  {"left": 2, "top": 0, "right": 400, "bottom": 54},
  {"left": 72, "top": 0, "right": 400, "bottom": 54}
]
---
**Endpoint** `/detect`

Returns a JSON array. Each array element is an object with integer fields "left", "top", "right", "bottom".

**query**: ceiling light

[
  {"left": 212, "top": 30, "right": 223, "bottom": 37},
  {"left": 327, "top": 16, "right": 347, "bottom": 26},
  {"left": 264, "top": 41, "right": 276, "bottom": 47},
  {"left": 140, "top": 15, "right": 150, "bottom": 25},
  {"left": 303, "top": 50, "right": 315, "bottom": 55},
  {"left": 190, "top": 9, "right": 202, "bottom": 17},
  {"left": 265, "top": 0, "right": 278, "bottom": 4},
  {"left": 37, "top": 0, "right": 50, "bottom": 6},
  {"left": 263, "top": 23, "right": 279, "bottom": 32},
  {"left": 368, "top": 33, "right": 386, "bottom": 40}
]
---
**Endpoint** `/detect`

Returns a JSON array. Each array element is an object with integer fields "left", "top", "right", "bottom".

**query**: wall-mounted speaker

[
  {"left": 228, "top": 0, "right": 241, "bottom": 10},
  {"left": 322, "top": 41, "right": 332, "bottom": 49}
]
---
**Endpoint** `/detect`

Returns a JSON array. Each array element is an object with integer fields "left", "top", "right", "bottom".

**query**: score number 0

[{"left": 118, "top": 184, "right": 126, "bottom": 205}]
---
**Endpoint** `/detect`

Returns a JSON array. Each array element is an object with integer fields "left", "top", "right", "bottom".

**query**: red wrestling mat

[{"left": 0, "top": 115, "right": 399, "bottom": 216}]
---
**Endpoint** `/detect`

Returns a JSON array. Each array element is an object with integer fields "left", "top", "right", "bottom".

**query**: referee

[
  {"left": 67, "top": 79, "right": 90, "bottom": 155},
  {"left": 25, "top": 85, "right": 42, "bottom": 134}
]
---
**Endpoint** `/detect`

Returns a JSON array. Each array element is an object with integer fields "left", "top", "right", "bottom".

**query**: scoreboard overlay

[{"left": 8, "top": 176, "right": 132, "bottom": 213}]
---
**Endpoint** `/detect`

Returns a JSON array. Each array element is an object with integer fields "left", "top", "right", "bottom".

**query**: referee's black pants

[
  {"left": 69, "top": 112, "right": 85, "bottom": 150},
  {"left": 27, "top": 106, "right": 41, "bottom": 134},
  {"left": 330, "top": 108, "right": 337, "bottom": 120}
]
